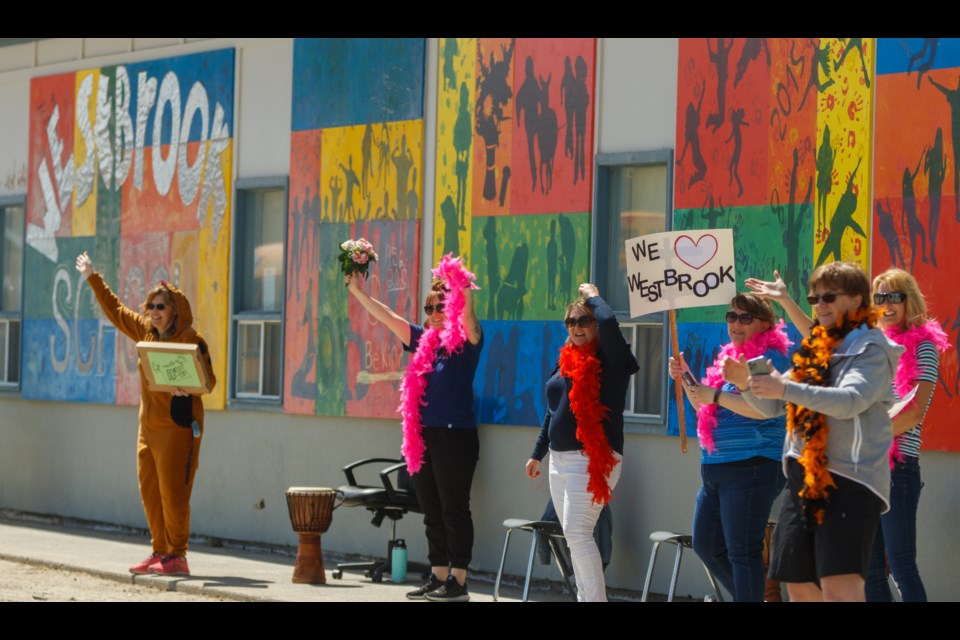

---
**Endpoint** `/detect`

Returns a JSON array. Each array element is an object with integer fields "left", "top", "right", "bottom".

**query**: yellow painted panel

[
  {"left": 815, "top": 37, "right": 874, "bottom": 271},
  {"left": 197, "top": 139, "right": 232, "bottom": 411},
  {"left": 434, "top": 37, "right": 477, "bottom": 267}
]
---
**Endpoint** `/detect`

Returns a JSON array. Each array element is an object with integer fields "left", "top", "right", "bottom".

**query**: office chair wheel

[{"left": 332, "top": 569, "right": 343, "bottom": 579}]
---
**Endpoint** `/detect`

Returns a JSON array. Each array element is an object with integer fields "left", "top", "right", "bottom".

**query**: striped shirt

[{"left": 896, "top": 339, "right": 940, "bottom": 458}]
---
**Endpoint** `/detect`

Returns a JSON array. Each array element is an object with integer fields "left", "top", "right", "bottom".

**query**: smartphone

[
  {"left": 681, "top": 371, "right": 699, "bottom": 387},
  {"left": 746, "top": 356, "right": 771, "bottom": 376}
]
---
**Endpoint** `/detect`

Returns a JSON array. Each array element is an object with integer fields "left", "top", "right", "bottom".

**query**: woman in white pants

[{"left": 526, "top": 283, "right": 639, "bottom": 601}]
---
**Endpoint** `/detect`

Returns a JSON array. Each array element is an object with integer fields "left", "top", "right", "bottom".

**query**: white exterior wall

[{"left": 0, "top": 37, "right": 957, "bottom": 601}]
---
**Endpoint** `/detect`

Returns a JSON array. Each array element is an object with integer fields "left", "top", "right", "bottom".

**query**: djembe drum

[{"left": 285, "top": 487, "right": 337, "bottom": 584}]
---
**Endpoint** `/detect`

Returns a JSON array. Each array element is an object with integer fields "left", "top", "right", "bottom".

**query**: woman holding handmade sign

[
  {"left": 525, "top": 283, "right": 639, "bottom": 602},
  {"left": 75, "top": 251, "right": 215, "bottom": 577},
  {"left": 667, "top": 293, "right": 790, "bottom": 601},
  {"left": 344, "top": 247, "right": 482, "bottom": 603},
  {"left": 726, "top": 261, "right": 902, "bottom": 602}
]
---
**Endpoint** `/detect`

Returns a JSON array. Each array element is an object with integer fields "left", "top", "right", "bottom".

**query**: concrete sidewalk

[{"left": 0, "top": 513, "right": 576, "bottom": 602}]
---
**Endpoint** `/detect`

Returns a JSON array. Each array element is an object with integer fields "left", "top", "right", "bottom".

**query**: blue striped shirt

[{"left": 896, "top": 339, "right": 940, "bottom": 458}]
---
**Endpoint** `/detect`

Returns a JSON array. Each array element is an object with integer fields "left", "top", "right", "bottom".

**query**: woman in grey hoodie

[{"left": 724, "top": 261, "right": 902, "bottom": 602}]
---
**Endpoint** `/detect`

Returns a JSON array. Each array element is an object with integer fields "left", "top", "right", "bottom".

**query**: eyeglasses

[
  {"left": 725, "top": 311, "right": 755, "bottom": 325},
  {"left": 874, "top": 292, "right": 907, "bottom": 305},
  {"left": 146, "top": 303, "right": 167, "bottom": 311},
  {"left": 564, "top": 316, "right": 594, "bottom": 329},
  {"left": 424, "top": 303, "right": 446, "bottom": 316},
  {"left": 806, "top": 292, "right": 846, "bottom": 305}
]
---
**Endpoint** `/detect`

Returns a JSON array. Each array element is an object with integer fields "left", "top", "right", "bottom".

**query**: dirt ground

[{"left": 0, "top": 559, "right": 238, "bottom": 602}]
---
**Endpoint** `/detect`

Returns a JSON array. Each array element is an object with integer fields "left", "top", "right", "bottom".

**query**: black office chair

[{"left": 331, "top": 457, "right": 428, "bottom": 582}]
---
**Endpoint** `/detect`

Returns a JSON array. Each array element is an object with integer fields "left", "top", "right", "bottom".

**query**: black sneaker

[
  {"left": 425, "top": 575, "right": 470, "bottom": 602},
  {"left": 405, "top": 573, "right": 443, "bottom": 600}
]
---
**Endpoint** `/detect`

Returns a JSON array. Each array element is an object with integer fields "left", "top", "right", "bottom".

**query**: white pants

[{"left": 549, "top": 449, "right": 622, "bottom": 602}]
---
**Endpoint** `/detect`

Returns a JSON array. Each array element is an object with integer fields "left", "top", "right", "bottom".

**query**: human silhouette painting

[
  {"left": 453, "top": 82, "right": 472, "bottom": 229},
  {"left": 440, "top": 194, "right": 459, "bottom": 258},
  {"left": 547, "top": 219, "right": 558, "bottom": 310},
  {"left": 392, "top": 134, "right": 414, "bottom": 219},
  {"left": 928, "top": 74, "right": 960, "bottom": 221},
  {"left": 476, "top": 40, "right": 514, "bottom": 205},
  {"left": 816, "top": 125, "right": 836, "bottom": 239},
  {"left": 705, "top": 38, "right": 733, "bottom": 133},
  {"left": 339, "top": 155, "right": 361, "bottom": 220},
  {"left": 734, "top": 38, "right": 770, "bottom": 88},
  {"left": 569, "top": 56, "right": 590, "bottom": 186},
  {"left": 677, "top": 80, "right": 707, "bottom": 188},
  {"left": 362, "top": 124, "right": 374, "bottom": 199},
  {"left": 725, "top": 107, "right": 748, "bottom": 197},
  {"left": 558, "top": 213, "right": 576, "bottom": 302},
  {"left": 816, "top": 157, "right": 864, "bottom": 268},
  {"left": 516, "top": 56, "right": 542, "bottom": 191},
  {"left": 536, "top": 74, "right": 559, "bottom": 195},
  {"left": 497, "top": 242, "right": 529, "bottom": 320},
  {"left": 798, "top": 39, "right": 835, "bottom": 112},
  {"left": 901, "top": 154, "right": 929, "bottom": 272},
  {"left": 443, "top": 37, "right": 459, "bottom": 90},
  {"left": 483, "top": 215, "right": 500, "bottom": 319},
  {"left": 774, "top": 147, "right": 813, "bottom": 300},
  {"left": 833, "top": 37, "right": 871, "bottom": 88},
  {"left": 925, "top": 128, "right": 947, "bottom": 267},
  {"left": 908, "top": 38, "right": 938, "bottom": 90},
  {"left": 561, "top": 56, "right": 575, "bottom": 160},
  {"left": 875, "top": 199, "right": 905, "bottom": 270}
]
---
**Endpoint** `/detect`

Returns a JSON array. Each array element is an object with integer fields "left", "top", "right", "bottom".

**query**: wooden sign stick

[{"left": 668, "top": 308, "right": 687, "bottom": 454}]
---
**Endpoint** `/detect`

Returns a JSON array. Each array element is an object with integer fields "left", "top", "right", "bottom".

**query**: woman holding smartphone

[
  {"left": 668, "top": 293, "right": 790, "bottom": 601},
  {"left": 728, "top": 261, "right": 902, "bottom": 602}
]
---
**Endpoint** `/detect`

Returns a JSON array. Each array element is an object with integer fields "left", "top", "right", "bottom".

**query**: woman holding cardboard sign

[
  {"left": 76, "top": 251, "right": 215, "bottom": 577},
  {"left": 668, "top": 293, "right": 790, "bottom": 602}
]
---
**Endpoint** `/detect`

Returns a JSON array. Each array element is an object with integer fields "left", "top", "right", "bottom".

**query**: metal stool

[
  {"left": 492, "top": 518, "right": 577, "bottom": 602},
  {"left": 640, "top": 531, "right": 723, "bottom": 602}
]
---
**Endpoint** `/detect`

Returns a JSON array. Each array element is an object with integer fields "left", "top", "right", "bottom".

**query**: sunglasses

[
  {"left": 725, "top": 311, "right": 755, "bottom": 325},
  {"left": 874, "top": 292, "right": 907, "bottom": 305},
  {"left": 146, "top": 303, "right": 168, "bottom": 311},
  {"left": 424, "top": 303, "right": 446, "bottom": 316},
  {"left": 806, "top": 292, "right": 846, "bottom": 305},
  {"left": 564, "top": 316, "right": 594, "bottom": 329}
]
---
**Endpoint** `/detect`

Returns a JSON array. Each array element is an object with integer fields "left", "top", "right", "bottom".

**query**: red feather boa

[
  {"left": 559, "top": 340, "right": 616, "bottom": 505},
  {"left": 696, "top": 320, "right": 792, "bottom": 454},
  {"left": 883, "top": 320, "right": 951, "bottom": 465}
]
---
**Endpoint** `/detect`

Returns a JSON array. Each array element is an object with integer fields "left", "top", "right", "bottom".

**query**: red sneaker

[
  {"left": 129, "top": 552, "right": 163, "bottom": 575},
  {"left": 148, "top": 554, "right": 190, "bottom": 576}
]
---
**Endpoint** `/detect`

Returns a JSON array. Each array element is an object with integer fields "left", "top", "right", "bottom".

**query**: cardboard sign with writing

[
  {"left": 625, "top": 229, "right": 736, "bottom": 317},
  {"left": 136, "top": 342, "right": 213, "bottom": 395}
]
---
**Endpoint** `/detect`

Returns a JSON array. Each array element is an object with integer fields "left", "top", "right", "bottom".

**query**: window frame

[
  {"left": 592, "top": 149, "right": 674, "bottom": 432},
  {"left": 228, "top": 177, "right": 288, "bottom": 408},
  {"left": 0, "top": 195, "right": 25, "bottom": 393}
]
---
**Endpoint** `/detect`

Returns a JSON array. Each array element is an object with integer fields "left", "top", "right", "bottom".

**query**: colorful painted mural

[
  {"left": 874, "top": 38, "right": 960, "bottom": 452},
  {"left": 433, "top": 38, "right": 597, "bottom": 426},
  {"left": 284, "top": 38, "right": 425, "bottom": 418},
  {"left": 22, "top": 49, "right": 234, "bottom": 409},
  {"left": 674, "top": 37, "right": 959, "bottom": 453},
  {"left": 672, "top": 38, "right": 872, "bottom": 437}
]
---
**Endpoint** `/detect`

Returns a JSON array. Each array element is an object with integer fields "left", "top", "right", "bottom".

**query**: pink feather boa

[
  {"left": 397, "top": 254, "right": 478, "bottom": 473},
  {"left": 695, "top": 320, "right": 792, "bottom": 454},
  {"left": 884, "top": 320, "right": 951, "bottom": 465}
]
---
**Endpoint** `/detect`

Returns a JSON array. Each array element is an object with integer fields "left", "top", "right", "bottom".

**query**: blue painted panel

[
  {"left": 292, "top": 38, "right": 426, "bottom": 131},
  {"left": 876, "top": 38, "right": 960, "bottom": 75},
  {"left": 126, "top": 48, "right": 236, "bottom": 145},
  {"left": 474, "top": 319, "right": 568, "bottom": 427},
  {"left": 21, "top": 318, "right": 117, "bottom": 403}
]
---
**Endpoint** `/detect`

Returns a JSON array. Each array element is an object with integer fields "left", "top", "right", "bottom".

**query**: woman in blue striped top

[
  {"left": 864, "top": 268, "right": 950, "bottom": 602},
  {"left": 668, "top": 293, "right": 791, "bottom": 601}
]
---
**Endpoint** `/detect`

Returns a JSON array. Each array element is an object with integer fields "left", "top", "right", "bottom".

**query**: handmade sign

[
  {"left": 625, "top": 229, "right": 736, "bottom": 317},
  {"left": 135, "top": 342, "right": 213, "bottom": 394}
]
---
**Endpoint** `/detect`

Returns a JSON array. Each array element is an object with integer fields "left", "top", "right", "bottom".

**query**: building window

[
  {"left": 0, "top": 199, "right": 24, "bottom": 389},
  {"left": 231, "top": 179, "right": 287, "bottom": 402},
  {"left": 593, "top": 150, "right": 672, "bottom": 424}
]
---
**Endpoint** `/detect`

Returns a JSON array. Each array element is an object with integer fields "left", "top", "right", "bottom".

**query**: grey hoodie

[{"left": 742, "top": 324, "right": 903, "bottom": 512}]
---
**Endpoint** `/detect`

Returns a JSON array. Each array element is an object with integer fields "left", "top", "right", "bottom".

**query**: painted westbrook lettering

[{"left": 28, "top": 67, "right": 231, "bottom": 263}]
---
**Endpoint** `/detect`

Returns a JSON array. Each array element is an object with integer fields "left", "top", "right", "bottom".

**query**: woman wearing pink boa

[
  {"left": 864, "top": 268, "right": 949, "bottom": 601},
  {"left": 346, "top": 255, "right": 482, "bottom": 602},
  {"left": 668, "top": 293, "right": 791, "bottom": 601}
]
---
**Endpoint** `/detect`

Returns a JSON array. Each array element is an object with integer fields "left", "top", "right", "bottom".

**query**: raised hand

[
  {"left": 75, "top": 251, "right": 94, "bottom": 279},
  {"left": 745, "top": 269, "right": 786, "bottom": 301}
]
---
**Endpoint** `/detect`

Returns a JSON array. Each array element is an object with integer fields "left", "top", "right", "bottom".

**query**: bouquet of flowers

[{"left": 338, "top": 238, "right": 379, "bottom": 282}]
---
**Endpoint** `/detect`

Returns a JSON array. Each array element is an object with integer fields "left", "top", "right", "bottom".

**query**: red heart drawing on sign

[{"left": 674, "top": 234, "right": 718, "bottom": 270}]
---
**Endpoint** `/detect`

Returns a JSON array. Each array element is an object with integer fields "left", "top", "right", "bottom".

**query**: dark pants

[
  {"left": 864, "top": 456, "right": 927, "bottom": 602},
  {"left": 692, "top": 458, "right": 784, "bottom": 602},
  {"left": 409, "top": 427, "right": 480, "bottom": 570}
]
